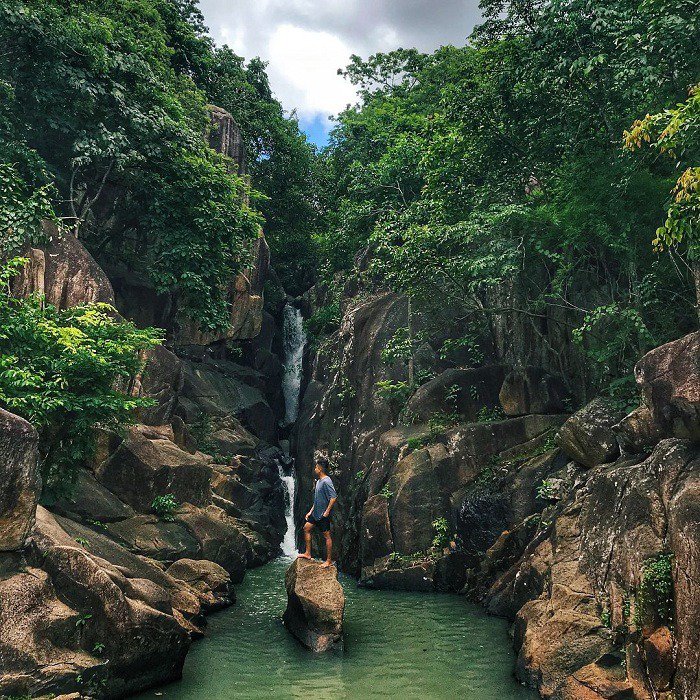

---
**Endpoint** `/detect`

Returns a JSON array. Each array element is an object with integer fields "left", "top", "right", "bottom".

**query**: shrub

[
  {"left": 375, "top": 379, "right": 412, "bottom": 411},
  {"left": 431, "top": 517, "right": 450, "bottom": 550},
  {"left": 151, "top": 494, "right": 179, "bottom": 521},
  {"left": 634, "top": 553, "right": 673, "bottom": 627},
  {"left": 0, "top": 258, "right": 160, "bottom": 497},
  {"left": 477, "top": 405, "right": 506, "bottom": 423}
]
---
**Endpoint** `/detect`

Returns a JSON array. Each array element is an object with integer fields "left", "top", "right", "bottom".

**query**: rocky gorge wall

[
  {"left": 0, "top": 107, "right": 293, "bottom": 699},
  {"left": 294, "top": 273, "right": 700, "bottom": 700}
]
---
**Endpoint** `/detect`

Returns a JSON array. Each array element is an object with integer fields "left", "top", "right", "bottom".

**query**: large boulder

[
  {"left": 104, "top": 515, "right": 200, "bottom": 563},
  {"left": 0, "top": 409, "right": 40, "bottom": 550},
  {"left": 11, "top": 221, "right": 115, "bottom": 309},
  {"left": 130, "top": 345, "right": 184, "bottom": 426},
  {"left": 0, "top": 508, "right": 192, "bottom": 699},
  {"left": 166, "top": 559, "right": 234, "bottom": 611},
  {"left": 404, "top": 366, "right": 507, "bottom": 423},
  {"left": 52, "top": 469, "right": 135, "bottom": 524},
  {"left": 360, "top": 557, "right": 435, "bottom": 592},
  {"left": 499, "top": 366, "right": 568, "bottom": 417},
  {"left": 482, "top": 438, "right": 700, "bottom": 699},
  {"left": 556, "top": 398, "right": 625, "bottom": 467},
  {"left": 613, "top": 405, "right": 664, "bottom": 455},
  {"left": 283, "top": 558, "right": 344, "bottom": 652},
  {"left": 635, "top": 330, "right": 700, "bottom": 440},
  {"left": 96, "top": 426, "right": 213, "bottom": 513},
  {"left": 360, "top": 495, "right": 394, "bottom": 566},
  {"left": 174, "top": 504, "right": 250, "bottom": 583},
  {"left": 180, "top": 359, "right": 276, "bottom": 443}
]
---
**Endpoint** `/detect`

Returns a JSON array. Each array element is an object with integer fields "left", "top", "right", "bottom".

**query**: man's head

[{"left": 314, "top": 456, "right": 329, "bottom": 477}]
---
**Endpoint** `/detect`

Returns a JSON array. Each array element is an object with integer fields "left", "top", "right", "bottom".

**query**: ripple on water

[{"left": 134, "top": 558, "right": 538, "bottom": 700}]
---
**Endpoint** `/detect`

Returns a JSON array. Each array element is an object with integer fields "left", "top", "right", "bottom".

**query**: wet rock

[
  {"left": 174, "top": 504, "right": 250, "bottom": 582},
  {"left": 557, "top": 398, "right": 625, "bottom": 467},
  {"left": 499, "top": 366, "right": 568, "bottom": 417},
  {"left": 0, "top": 408, "right": 40, "bottom": 551},
  {"left": 360, "top": 557, "right": 435, "bottom": 592},
  {"left": 635, "top": 330, "right": 700, "bottom": 440},
  {"left": 96, "top": 426, "right": 213, "bottom": 512},
  {"left": 433, "top": 551, "right": 472, "bottom": 592},
  {"left": 360, "top": 495, "right": 394, "bottom": 566},
  {"left": 283, "top": 558, "right": 344, "bottom": 652},
  {"left": 166, "top": 558, "right": 235, "bottom": 611}
]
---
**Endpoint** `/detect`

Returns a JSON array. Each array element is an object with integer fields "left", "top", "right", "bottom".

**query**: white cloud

[
  {"left": 198, "top": 0, "right": 483, "bottom": 122},
  {"left": 267, "top": 25, "right": 358, "bottom": 119}
]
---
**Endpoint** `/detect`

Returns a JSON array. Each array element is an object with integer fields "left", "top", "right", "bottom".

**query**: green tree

[{"left": 0, "top": 258, "right": 160, "bottom": 496}]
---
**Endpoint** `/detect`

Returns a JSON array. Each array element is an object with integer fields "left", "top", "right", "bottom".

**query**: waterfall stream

[
  {"left": 276, "top": 460, "right": 297, "bottom": 557},
  {"left": 278, "top": 302, "right": 306, "bottom": 556},
  {"left": 281, "top": 303, "right": 305, "bottom": 426}
]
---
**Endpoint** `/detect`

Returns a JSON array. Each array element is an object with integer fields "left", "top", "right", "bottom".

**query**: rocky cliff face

[
  {"left": 295, "top": 274, "right": 700, "bottom": 699},
  {"left": 0, "top": 106, "right": 290, "bottom": 698}
]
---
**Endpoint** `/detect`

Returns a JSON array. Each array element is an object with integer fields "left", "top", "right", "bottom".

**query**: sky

[{"left": 197, "top": 0, "right": 484, "bottom": 148}]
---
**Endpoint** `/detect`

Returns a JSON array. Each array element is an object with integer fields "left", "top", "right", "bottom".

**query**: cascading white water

[
  {"left": 277, "top": 460, "right": 298, "bottom": 557},
  {"left": 278, "top": 302, "right": 306, "bottom": 556},
  {"left": 281, "top": 303, "right": 306, "bottom": 425}
]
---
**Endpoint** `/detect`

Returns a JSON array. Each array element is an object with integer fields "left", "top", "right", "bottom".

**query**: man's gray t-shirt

[{"left": 312, "top": 476, "right": 337, "bottom": 519}]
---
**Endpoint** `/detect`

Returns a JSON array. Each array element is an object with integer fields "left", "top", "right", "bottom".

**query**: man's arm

[{"left": 323, "top": 496, "right": 336, "bottom": 518}]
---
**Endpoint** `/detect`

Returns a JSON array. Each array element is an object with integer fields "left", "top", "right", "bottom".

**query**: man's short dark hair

[{"left": 315, "top": 456, "right": 329, "bottom": 470}]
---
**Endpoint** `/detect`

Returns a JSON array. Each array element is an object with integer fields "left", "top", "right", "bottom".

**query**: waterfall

[
  {"left": 278, "top": 302, "right": 306, "bottom": 556},
  {"left": 277, "top": 459, "right": 298, "bottom": 557},
  {"left": 281, "top": 303, "right": 306, "bottom": 426}
]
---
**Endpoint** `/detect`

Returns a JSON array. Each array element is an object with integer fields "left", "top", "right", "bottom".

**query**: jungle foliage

[
  {"left": 0, "top": 0, "right": 318, "bottom": 327},
  {"left": 0, "top": 258, "right": 160, "bottom": 496},
  {"left": 315, "top": 0, "right": 700, "bottom": 394}
]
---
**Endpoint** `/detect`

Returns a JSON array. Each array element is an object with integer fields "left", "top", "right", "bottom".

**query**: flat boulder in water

[{"left": 283, "top": 558, "right": 344, "bottom": 652}]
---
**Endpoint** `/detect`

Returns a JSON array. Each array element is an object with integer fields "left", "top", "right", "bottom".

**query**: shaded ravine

[{"left": 134, "top": 557, "right": 538, "bottom": 700}]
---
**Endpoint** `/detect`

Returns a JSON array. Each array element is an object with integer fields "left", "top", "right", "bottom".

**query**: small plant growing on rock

[
  {"left": 86, "top": 519, "right": 107, "bottom": 530},
  {"left": 375, "top": 379, "right": 412, "bottom": 411},
  {"left": 536, "top": 479, "right": 556, "bottom": 501},
  {"left": 379, "top": 484, "right": 393, "bottom": 500},
  {"left": 92, "top": 642, "right": 105, "bottom": 655},
  {"left": 431, "top": 517, "right": 450, "bottom": 550},
  {"left": 600, "top": 608, "right": 611, "bottom": 628},
  {"left": 477, "top": 405, "right": 506, "bottom": 423},
  {"left": 355, "top": 470, "right": 365, "bottom": 481},
  {"left": 406, "top": 436, "right": 428, "bottom": 451},
  {"left": 634, "top": 553, "right": 674, "bottom": 627},
  {"left": 75, "top": 613, "right": 92, "bottom": 628},
  {"left": 74, "top": 537, "right": 90, "bottom": 548},
  {"left": 151, "top": 494, "right": 179, "bottom": 522}
]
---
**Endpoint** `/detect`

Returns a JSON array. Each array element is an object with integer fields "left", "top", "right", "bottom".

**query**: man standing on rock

[{"left": 299, "top": 457, "right": 337, "bottom": 568}]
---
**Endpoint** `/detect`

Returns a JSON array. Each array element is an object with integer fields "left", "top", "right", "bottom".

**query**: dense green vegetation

[
  {"left": 313, "top": 0, "right": 700, "bottom": 397},
  {"left": 0, "top": 0, "right": 318, "bottom": 326},
  {"left": 0, "top": 258, "right": 159, "bottom": 496},
  {"left": 2, "top": 0, "right": 700, "bottom": 442}
]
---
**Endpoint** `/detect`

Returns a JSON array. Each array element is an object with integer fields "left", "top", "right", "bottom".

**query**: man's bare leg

[
  {"left": 321, "top": 530, "right": 333, "bottom": 568},
  {"left": 297, "top": 521, "right": 313, "bottom": 559}
]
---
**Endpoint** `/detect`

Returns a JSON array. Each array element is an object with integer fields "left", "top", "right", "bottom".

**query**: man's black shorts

[{"left": 306, "top": 514, "right": 331, "bottom": 532}]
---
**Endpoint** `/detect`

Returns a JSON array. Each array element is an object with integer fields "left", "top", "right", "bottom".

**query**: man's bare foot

[
  {"left": 297, "top": 553, "right": 312, "bottom": 560},
  {"left": 321, "top": 561, "right": 333, "bottom": 568}
]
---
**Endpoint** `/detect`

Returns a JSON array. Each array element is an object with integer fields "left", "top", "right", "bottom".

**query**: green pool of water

[{"left": 137, "top": 557, "right": 538, "bottom": 700}]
